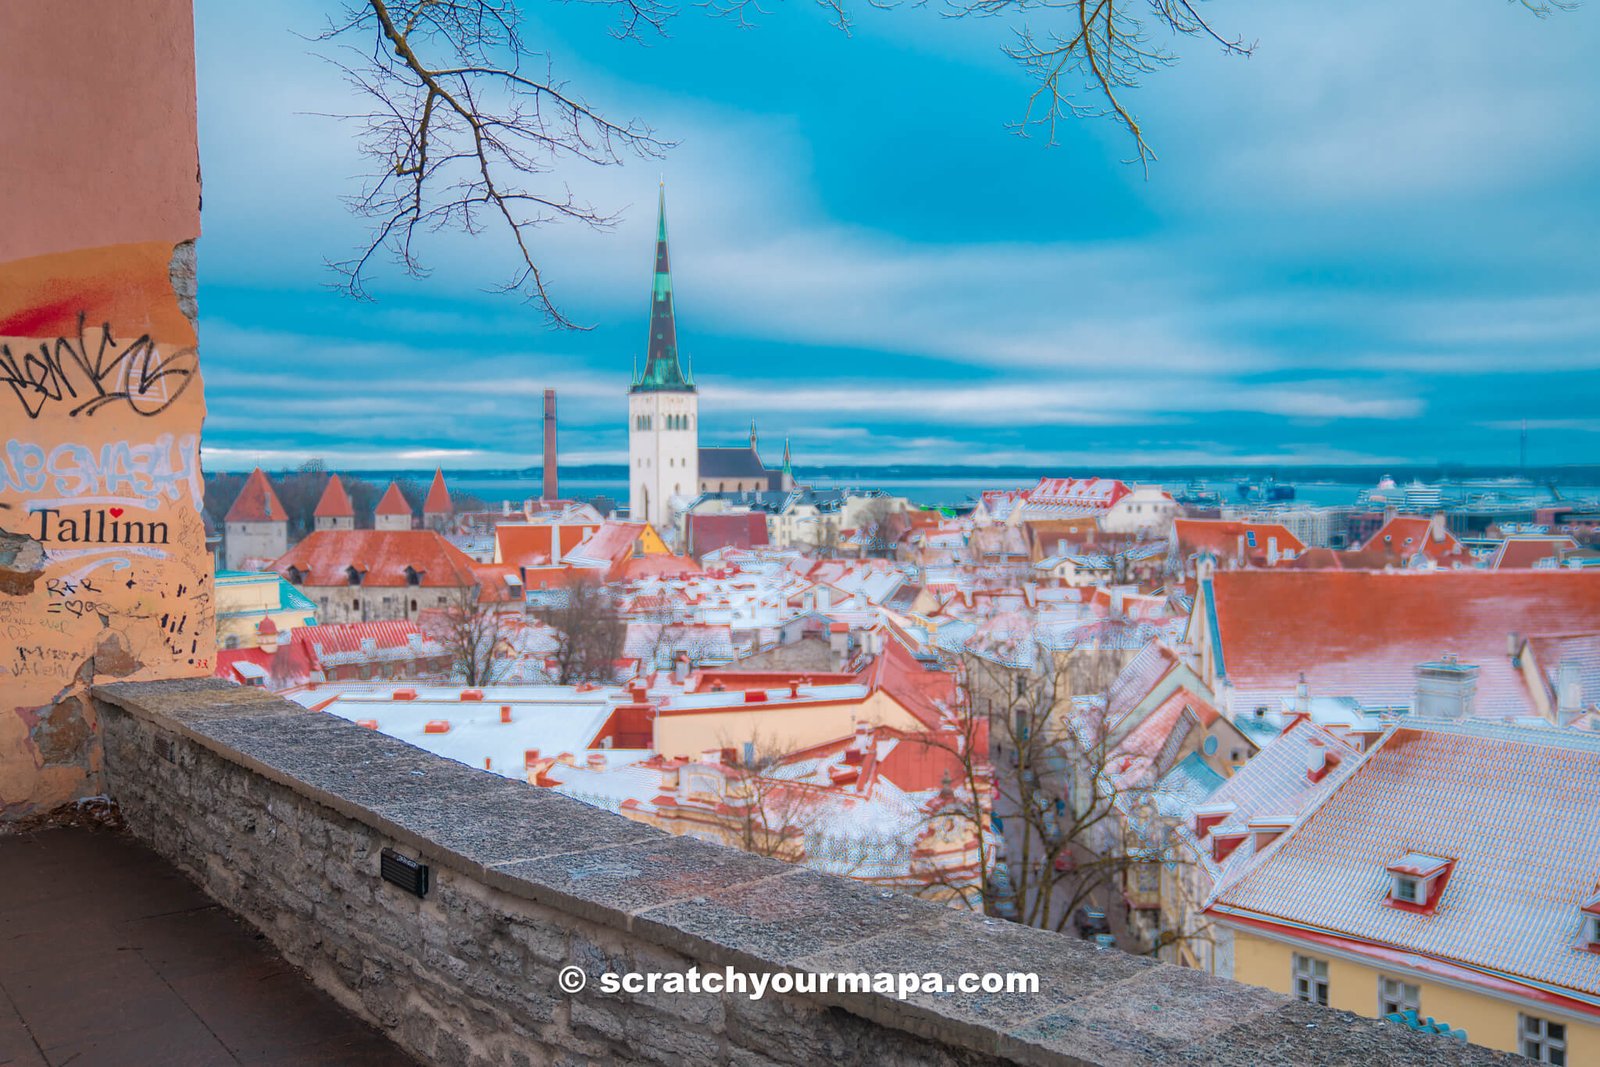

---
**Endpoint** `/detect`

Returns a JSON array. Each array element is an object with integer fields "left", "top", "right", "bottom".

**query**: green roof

[{"left": 631, "top": 183, "right": 695, "bottom": 394}]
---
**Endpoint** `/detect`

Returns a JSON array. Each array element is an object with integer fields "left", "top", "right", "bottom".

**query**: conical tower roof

[
  {"left": 423, "top": 467, "right": 453, "bottom": 514},
  {"left": 631, "top": 183, "right": 694, "bottom": 394},
  {"left": 313, "top": 474, "right": 355, "bottom": 518},
  {"left": 225, "top": 468, "right": 286, "bottom": 523},
  {"left": 375, "top": 481, "right": 412, "bottom": 517}
]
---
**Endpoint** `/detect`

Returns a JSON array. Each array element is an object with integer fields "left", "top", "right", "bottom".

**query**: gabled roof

[
  {"left": 494, "top": 522, "right": 599, "bottom": 567},
  {"left": 698, "top": 446, "right": 770, "bottom": 479},
  {"left": 1206, "top": 570, "right": 1600, "bottom": 716},
  {"left": 1364, "top": 515, "right": 1468, "bottom": 565},
  {"left": 224, "top": 468, "right": 286, "bottom": 523},
  {"left": 423, "top": 468, "right": 452, "bottom": 514},
  {"left": 271, "top": 530, "right": 478, "bottom": 588},
  {"left": 1173, "top": 518, "right": 1305, "bottom": 562},
  {"left": 1493, "top": 535, "right": 1580, "bottom": 571},
  {"left": 313, "top": 474, "right": 354, "bottom": 518},
  {"left": 1210, "top": 718, "right": 1600, "bottom": 1012},
  {"left": 375, "top": 481, "right": 412, "bottom": 517},
  {"left": 686, "top": 512, "right": 769, "bottom": 559}
]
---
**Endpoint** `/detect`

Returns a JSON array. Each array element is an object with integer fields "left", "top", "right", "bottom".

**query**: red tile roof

[
  {"left": 1493, "top": 535, "right": 1580, "bottom": 570},
  {"left": 313, "top": 474, "right": 354, "bottom": 518},
  {"left": 1174, "top": 518, "right": 1305, "bottom": 564},
  {"left": 1364, "top": 515, "right": 1467, "bottom": 564},
  {"left": 375, "top": 481, "right": 412, "bottom": 517},
  {"left": 620, "top": 554, "right": 703, "bottom": 581},
  {"left": 224, "top": 468, "right": 287, "bottom": 523},
  {"left": 271, "top": 530, "right": 478, "bottom": 588},
  {"left": 423, "top": 467, "right": 452, "bottom": 514},
  {"left": 1207, "top": 570, "right": 1600, "bottom": 715},
  {"left": 288, "top": 618, "right": 436, "bottom": 657},
  {"left": 494, "top": 523, "right": 598, "bottom": 567},
  {"left": 686, "top": 513, "right": 769, "bottom": 559}
]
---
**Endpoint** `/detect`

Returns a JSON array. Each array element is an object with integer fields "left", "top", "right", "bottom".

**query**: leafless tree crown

[
  {"left": 314, "top": 0, "right": 668, "bottom": 325},
  {"left": 316, "top": 0, "right": 1572, "bottom": 317}
]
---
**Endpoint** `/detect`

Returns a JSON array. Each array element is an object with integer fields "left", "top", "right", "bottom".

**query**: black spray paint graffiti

[{"left": 1, "top": 313, "right": 197, "bottom": 418}]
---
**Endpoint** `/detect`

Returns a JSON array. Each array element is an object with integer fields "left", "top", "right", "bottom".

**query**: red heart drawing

[{"left": 109, "top": 507, "right": 124, "bottom": 518}]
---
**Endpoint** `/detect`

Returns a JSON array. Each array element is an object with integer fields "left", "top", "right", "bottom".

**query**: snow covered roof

[{"left": 1211, "top": 717, "right": 1600, "bottom": 1011}]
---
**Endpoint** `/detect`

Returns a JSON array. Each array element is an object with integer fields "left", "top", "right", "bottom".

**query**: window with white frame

[
  {"left": 1392, "top": 874, "right": 1419, "bottom": 903},
  {"left": 1521, "top": 1014, "right": 1566, "bottom": 1065},
  {"left": 1292, "top": 954, "right": 1328, "bottom": 1006},
  {"left": 1378, "top": 976, "right": 1419, "bottom": 1017}
]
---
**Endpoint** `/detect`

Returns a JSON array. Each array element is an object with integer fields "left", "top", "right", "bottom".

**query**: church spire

[
  {"left": 632, "top": 182, "right": 694, "bottom": 393},
  {"left": 750, "top": 418, "right": 758, "bottom": 451},
  {"left": 782, "top": 435, "right": 792, "bottom": 474}
]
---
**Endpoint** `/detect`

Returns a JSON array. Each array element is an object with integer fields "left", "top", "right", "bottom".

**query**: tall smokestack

[{"left": 543, "top": 388, "right": 558, "bottom": 501}]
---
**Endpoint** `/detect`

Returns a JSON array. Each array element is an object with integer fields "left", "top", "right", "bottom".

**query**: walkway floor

[{"left": 0, "top": 827, "right": 413, "bottom": 1067}]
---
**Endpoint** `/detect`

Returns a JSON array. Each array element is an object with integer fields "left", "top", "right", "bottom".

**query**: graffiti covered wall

[{"left": 1, "top": 2, "right": 210, "bottom": 820}]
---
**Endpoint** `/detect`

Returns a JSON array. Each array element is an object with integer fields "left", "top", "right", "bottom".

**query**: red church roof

[
  {"left": 375, "top": 481, "right": 412, "bottom": 517},
  {"left": 423, "top": 468, "right": 452, "bottom": 514},
  {"left": 313, "top": 474, "right": 355, "bottom": 518},
  {"left": 224, "top": 468, "right": 287, "bottom": 523}
]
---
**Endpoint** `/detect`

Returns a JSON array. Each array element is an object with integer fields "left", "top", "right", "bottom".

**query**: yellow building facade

[
  {"left": 1228, "top": 924, "right": 1600, "bottom": 1063},
  {"left": 215, "top": 570, "right": 318, "bottom": 650}
]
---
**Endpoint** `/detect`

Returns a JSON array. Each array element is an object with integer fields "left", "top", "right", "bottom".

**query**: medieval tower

[{"left": 628, "top": 184, "right": 698, "bottom": 530}]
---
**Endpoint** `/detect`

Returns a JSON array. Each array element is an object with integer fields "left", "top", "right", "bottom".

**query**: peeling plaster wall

[{"left": 0, "top": 1, "right": 209, "bottom": 821}]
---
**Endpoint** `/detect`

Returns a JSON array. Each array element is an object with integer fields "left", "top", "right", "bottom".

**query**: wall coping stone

[{"left": 94, "top": 678, "right": 1512, "bottom": 1066}]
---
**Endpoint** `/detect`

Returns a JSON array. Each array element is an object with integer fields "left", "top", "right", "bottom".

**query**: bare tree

[
  {"left": 313, "top": 1, "right": 1573, "bottom": 315},
  {"left": 547, "top": 575, "right": 626, "bottom": 684},
  {"left": 314, "top": 0, "right": 668, "bottom": 323},
  {"left": 427, "top": 584, "right": 511, "bottom": 685},
  {"left": 851, "top": 496, "right": 900, "bottom": 560},
  {"left": 913, "top": 651, "right": 1172, "bottom": 946}
]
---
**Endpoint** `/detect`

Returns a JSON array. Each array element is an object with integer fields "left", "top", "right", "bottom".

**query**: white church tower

[{"left": 628, "top": 183, "right": 699, "bottom": 532}]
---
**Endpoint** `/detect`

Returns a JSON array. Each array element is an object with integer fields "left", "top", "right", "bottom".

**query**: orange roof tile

[
  {"left": 423, "top": 467, "right": 452, "bottom": 514},
  {"left": 313, "top": 474, "right": 354, "bottom": 518},
  {"left": 224, "top": 468, "right": 287, "bottom": 523},
  {"left": 271, "top": 529, "right": 478, "bottom": 588},
  {"left": 1208, "top": 570, "right": 1600, "bottom": 715},
  {"left": 1174, "top": 518, "right": 1305, "bottom": 562},
  {"left": 375, "top": 481, "right": 412, "bottom": 517}
]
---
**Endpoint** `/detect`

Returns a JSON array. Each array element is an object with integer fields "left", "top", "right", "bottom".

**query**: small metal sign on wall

[{"left": 380, "top": 848, "right": 429, "bottom": 898}]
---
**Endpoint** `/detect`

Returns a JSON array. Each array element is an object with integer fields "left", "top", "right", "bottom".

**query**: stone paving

[{"left": 0, "top": 827, "right": 412, "bottom": 1067}]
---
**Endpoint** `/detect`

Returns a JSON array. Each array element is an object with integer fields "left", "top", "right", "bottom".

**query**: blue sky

[{"left": 194, "top": 0, "right": 1600, "bottom": 471}]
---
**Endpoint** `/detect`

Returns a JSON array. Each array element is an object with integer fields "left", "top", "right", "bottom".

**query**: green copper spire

[
  {"left": 782, "top": 435, "right": 792, "bottom": 475},
  {"left": 632, "top": 182, "right": 695, "bottom": 393}
]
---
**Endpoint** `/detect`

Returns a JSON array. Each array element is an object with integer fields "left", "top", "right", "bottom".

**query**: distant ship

[{"left": 1235, "top": 477, "right": 1296, "bottom": 503}]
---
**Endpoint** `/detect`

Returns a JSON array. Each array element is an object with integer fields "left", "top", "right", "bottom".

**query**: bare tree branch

[{"left": 312, "top": 0, "right": 670, "bottom": 325}]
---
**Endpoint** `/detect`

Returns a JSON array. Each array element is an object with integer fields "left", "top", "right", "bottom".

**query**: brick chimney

[{"left": 543, "top": 388, "right": 558, "bottom": 502}]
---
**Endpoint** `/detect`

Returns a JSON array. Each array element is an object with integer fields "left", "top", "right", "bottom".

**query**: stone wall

[
  {"left": 0, "top": 0, "right": 212, "bottom": 820},
  {"left": 91, "top": 678, "right": 1506, "bottom": 1067}
]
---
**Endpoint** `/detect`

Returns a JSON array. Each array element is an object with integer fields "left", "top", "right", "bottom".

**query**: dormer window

[
  {"left": 1578, "top": 890, "right": 1600, "bottom": 952},
  {"left": 346, "top": 566, "right": 363, "bottom": 586},
  {"left": 284, "top": 566, "right": 303, "bottom": 585},
  {"left": 404, "top": 566, "right": 421, "bottom": 586},
  {"left": 1386, "top": 853, "right": 1453, "bottom": 912}
]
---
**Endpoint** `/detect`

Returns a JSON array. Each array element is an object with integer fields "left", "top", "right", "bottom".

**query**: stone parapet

[{"left": 94, "top": 678, "right": 1507, "bottom": 1066}]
